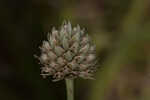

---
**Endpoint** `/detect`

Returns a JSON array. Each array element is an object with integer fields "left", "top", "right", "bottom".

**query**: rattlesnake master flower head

[{"left": 37, "top": 21, "right": 97, "bottom": 81}]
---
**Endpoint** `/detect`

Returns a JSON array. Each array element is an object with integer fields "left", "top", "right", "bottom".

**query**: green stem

[{"left": 65, "top": 78, "right": 74, "bottom": 100}]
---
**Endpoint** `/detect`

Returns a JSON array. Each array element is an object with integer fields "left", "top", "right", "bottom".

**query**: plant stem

[{"left": 65, "top": 78, "right": 74, "bottom": 100}]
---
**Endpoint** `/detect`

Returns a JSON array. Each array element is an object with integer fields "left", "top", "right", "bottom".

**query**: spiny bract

[{"left": 37, "top": 21, "right": 97, "bottom": 81}]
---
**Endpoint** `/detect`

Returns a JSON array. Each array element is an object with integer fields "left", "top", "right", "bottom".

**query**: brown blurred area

[{"left": 0, "top": 0, "right": 150, "bottom": 100}]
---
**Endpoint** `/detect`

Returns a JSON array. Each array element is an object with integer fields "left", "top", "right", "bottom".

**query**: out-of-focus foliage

[{"left": 0, "top": 0, "right": 150, "bottom": 100}]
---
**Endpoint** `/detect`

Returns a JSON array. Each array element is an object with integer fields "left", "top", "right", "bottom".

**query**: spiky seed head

[{"left": 36, "top": 21, "right": 97, "bottom": 81}]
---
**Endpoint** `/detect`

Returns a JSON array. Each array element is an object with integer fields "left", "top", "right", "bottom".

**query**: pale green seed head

[{"left": 36, "top": 20, "right": 97, "bottom": 81}]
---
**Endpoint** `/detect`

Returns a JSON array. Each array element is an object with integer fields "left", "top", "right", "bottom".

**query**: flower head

[{"left": 36, "top": 21, "right": 97, "bottom": 81}]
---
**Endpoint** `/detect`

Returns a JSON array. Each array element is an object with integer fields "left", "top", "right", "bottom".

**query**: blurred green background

[{"left": 0, "top": 0, "right": 150, "bottom": 100}]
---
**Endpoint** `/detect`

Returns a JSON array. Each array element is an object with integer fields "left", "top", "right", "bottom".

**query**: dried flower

[{"left": 36, "top": 21, "right": 97, "bottom": 81}]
